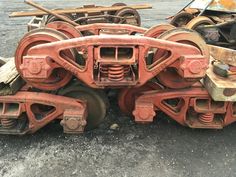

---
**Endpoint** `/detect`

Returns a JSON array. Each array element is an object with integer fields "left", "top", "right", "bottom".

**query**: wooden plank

[
  {"left": 0, "top": 56, "right": 11, "bottom": 64},
  {"left": 0, "top": 58, "right": 25, "bottom": 96},
  {"left": 9, "top": 4, "right": 152, "bottom": 17},
  {"left": 0, "top": 57, "right": 6, "bottom": 66},
  {"left": 208, "top": 45, "right": 236, "bottom": 67}
]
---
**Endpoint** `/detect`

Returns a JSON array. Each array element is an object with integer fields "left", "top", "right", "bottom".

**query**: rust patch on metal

[
  {"left": 211, "top": 0, "right": 236, "bottom": 11},
  {"left": 223, "top": 88, "right": 236, "bottom": 97}
]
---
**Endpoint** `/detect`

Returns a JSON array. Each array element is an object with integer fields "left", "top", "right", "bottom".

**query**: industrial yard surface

[{"left": 0, "top": 0, "right": 236, "bottom": 177}]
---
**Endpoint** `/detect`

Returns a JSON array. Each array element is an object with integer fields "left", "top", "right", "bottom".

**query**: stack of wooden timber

[{"left": 0, "top": 57, "right": 24, "bottom": 96}]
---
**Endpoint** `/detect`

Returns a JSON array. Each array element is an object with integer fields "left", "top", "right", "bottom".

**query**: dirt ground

[{"left": 0, "top": 0, "right": 236, "bottom": 177}]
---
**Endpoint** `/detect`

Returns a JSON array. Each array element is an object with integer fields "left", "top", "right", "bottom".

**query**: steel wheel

[
  {"left": 109, "top": 3, "right": 127, "bottom": 15},
  {"left": 46, "top": 21, "right": 82, "bottom": 39},
  {"left": 114, "top": 7, "right": 141, "bottom": 26},
  {"left": 118, "top": 82, "right": 163, "bottom": 115},
  {"left": 46, "top": 13, "right": 74, "bottom": 24},
  {"left": 170, "top": 12, "right": 194, "bottom": 27},
  {"left": 156, "top": 28, "right": 209, "bottom": 88},
  {"left": 15, "top": 28, "right": 76, "bottom": 91},
  {"left": 46, "top": 21, "right": 86, "bottom": 66},
  {"left": 112, "top": 3, "right": 127, "bottom": 6},
  {"left": 144, "top": 24, "right": 175, "bottom": 38},
  {"left": 58, "top": 82, "right": 108, "bottom": 130},
  {"left": 144, "top": 24, "right": 176, "bottom": 65},
  {"left": 186, "top": 16, "right": 215, "bottom": 30}
]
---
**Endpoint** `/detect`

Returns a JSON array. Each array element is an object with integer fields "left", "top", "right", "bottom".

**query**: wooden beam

[
  {"left": 9, "top": 4, "right": 152, "bottom": 17},
  {"left": 208, "top": 45, "right": 236, "bottom": 67},
  {"left": 0, "top": 57, "right": 6, "bottom": 66}
]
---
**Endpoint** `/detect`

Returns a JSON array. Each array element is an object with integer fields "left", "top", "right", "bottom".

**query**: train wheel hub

[
  {"left": 58, "top": 82, "right": 109, "bottom": 130},
  {"left": 15, "top": 28, "right": 76, "bottom": 90}
]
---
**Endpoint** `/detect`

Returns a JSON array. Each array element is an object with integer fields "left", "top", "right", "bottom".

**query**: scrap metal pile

[
  {"left": 168, "top": 0, "right": 236, "bottom": 49},
  {"left": 10, "top": 1, "right": 149, "bottom": 30},
  {"left": 0, "top": 0, "right": 236, "bottom": 135}
]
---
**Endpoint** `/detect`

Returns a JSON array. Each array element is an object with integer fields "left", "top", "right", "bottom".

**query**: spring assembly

[
  {"left": 1, "top": 119, "right": 17, "bottom": 129},
  {"left": 100, "top": 65, "right": 109, "bottom": 77},
  {"left": 100, "top": 65, "right": 130, "bottom": 81},
  {"left": 108, "top": 65, "right": 125, "bottom": 81},
  {"left": 199, "top": 113, "right": 214, "bottom": 124}
]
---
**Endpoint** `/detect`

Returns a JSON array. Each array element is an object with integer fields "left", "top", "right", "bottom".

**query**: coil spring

[
  {"left": 199, "top": 113, "right": 214, "bottom": 124},
  {"left": 100, "top": 65, "right": 109, "bottom": 77},
  {"left": 100, "top": 65, "right": 130, "bottom": 81},
  {"left": 1, "top": 119, "right": 17, "bottom": 129}
]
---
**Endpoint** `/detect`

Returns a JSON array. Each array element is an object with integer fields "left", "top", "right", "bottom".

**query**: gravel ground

[{"left": 0, "top": 0, "right": 236, "bottom": 177}]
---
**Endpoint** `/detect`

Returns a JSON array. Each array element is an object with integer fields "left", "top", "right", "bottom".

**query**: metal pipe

[{"left": 198, "top": 0, "right": 214, "bottom": 16}]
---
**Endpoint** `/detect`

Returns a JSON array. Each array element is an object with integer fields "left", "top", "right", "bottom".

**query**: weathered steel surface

[
  {"left": 190, "top": 0, "right": 236, "bottom": 12},
  {"left": 170, "top": 0, "right": 236, "bottom": 48}
]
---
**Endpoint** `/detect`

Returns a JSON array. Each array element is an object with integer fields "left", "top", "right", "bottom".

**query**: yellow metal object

[
  {"left": 210, "top": 0, "right": 236, "bottom": 11},
  {"left": 204, "top": 58, "right": 236, "bottom": 101},
  {"left": 190, "top": 0, "right": 236, "bottom": 12}
]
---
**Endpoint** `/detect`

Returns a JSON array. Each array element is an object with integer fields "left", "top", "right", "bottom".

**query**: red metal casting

[
  {"left": 118, "top": 82, "right": 164, "bottom": 115},
  {"left": 75, "top": 23, "right": 147, "bottom": 35},
  {"left": 144, "top": 24, "right": 175, "bottom": 38},
  {"left": 132, "top": 84, "right": 236, "bottom": 129},
  {"left": 15, "top": 28, "right": 76, "bottom": 90},
  {"left": 15, "top": 25, "right": 208, "bottom": 90},
  {"left": 0, "top": 92, "right": 87, "bottom": 134},
  {"left": 156, "top": 28, "right": 210, "bottom": 88},
  {"left": 8, "top": 23, "right": 236, "bottom": 134},
  {"left": 46, "top": 21, "right": 82, "bottom": 38}
]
